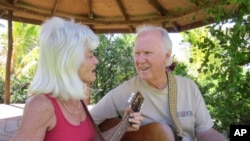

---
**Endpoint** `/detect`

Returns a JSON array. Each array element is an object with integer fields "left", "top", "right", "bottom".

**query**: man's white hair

[{"left": 136, "top": 25, "right": 173, "bottom": 66}]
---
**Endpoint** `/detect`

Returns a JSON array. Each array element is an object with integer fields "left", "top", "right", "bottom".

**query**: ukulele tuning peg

[{"left": 128, "top": 92, "right": 135, "bottom": 102}]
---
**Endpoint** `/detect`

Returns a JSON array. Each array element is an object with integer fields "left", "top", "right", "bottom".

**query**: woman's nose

[{"left": 94, "top": 56, "right": 99, "bottom": 64}]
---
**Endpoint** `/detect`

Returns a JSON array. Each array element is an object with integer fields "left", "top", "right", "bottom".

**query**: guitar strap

[
  {"left": 167, "top": 71, "right": 183, "bottom": 141},
  {"left": 80, "top": 100, "right": 106, "bottom": 141}
]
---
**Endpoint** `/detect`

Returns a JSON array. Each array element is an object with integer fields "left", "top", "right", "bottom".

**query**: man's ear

[{"left": 165, "top": 51, "right": 171, "bottom": 64}]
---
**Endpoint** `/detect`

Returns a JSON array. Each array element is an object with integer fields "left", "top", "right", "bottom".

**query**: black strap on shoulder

[{"left": 80, "top": 100, "right": 105, "bottom": 141}]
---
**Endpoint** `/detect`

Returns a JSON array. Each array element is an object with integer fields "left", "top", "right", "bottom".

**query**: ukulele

[
  {"left": 99, "top": 91, "right": 144, "bottom": 141},
  {"left": 99, "top": 92, "right": 174, "bottom": 141}
]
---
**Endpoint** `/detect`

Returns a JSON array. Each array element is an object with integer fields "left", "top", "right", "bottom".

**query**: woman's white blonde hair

[{"left": 28, "top": 17, "right": 99, "bottom": 100}]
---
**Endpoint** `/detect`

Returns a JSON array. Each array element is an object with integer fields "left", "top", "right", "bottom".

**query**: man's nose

[{"left": 136, "top": 55, "right": 147, "bottom": 63}]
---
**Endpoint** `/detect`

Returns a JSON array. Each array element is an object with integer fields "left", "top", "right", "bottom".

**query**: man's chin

[{"left": 139, "top": 74, "right": 149, "bottom": 80}]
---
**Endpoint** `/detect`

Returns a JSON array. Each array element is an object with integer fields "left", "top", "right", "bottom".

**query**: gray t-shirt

[{"left": 90, "top": 75, "right": 214, "bottom": 141}]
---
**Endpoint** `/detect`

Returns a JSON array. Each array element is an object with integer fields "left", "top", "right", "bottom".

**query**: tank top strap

[{"left": 44, "top": 94, "right": 63, "bottom": 117}]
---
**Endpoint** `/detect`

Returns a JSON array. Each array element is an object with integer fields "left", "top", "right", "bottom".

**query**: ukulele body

[{"left": 99, "top": 118, "right": 173, "bottom": 141}]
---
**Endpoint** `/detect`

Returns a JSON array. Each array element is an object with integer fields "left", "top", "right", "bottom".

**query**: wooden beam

[
  {"left": 116, "top": 0, "right": 128, "bottom": 20},
  {"left": 0, "top": 9, "right": 7, "bottom": 17},
  {"left": 178, "top": 18, "right": 215, "bottom": 32},
  {"left": 128, "top": 25, "right": 134, "bottom": 32},
  {"left": 0, "top": 0, "right": 238, "bottom": 28},
  {"left": 168, "top": 22, "right": 179, "bottom": 32},
  {"left": 0, "top": 1, "right": 48, "bottom": 18},
  {"left": 13, "top": 0, "right": 19, "bottom": 3},
  {"left": 51, "top": 0, "right": 60, "bottom": 15},
  {"left": 115, "top": 0, "right": 134, "bottom": 31},
  {"left": 191, "top": 0, "right": 221, "bottom": 8},
  {"left": 4, "top": 10, "right": 13, "bottom": 104},
  {"left": 147, "top": 0, "right": 167, "bottom": 16},
  {"left": 93, "top": 28, "right": 132, "bottom": 34},
  {"left": 1, "top": 15, "right": 42, "bottom": 25},
  {"left": 87, "top": 0, "right": 94, "bottom": 19}
]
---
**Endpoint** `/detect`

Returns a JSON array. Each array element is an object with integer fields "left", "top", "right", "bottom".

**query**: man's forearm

[{"left": 197, "top": 128, "right": 227, "bottom": 141}]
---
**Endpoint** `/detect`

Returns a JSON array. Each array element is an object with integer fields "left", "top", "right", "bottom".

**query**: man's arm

[{"left": 196, "top": 128, "right": 227, "bottom": 141}]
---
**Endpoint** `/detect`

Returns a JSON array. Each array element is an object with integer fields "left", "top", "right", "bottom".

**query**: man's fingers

[{"left": 128, "top": 112, "right": 143, "bottom": 131}]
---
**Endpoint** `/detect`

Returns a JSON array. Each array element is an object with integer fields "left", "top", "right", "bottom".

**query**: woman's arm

[{"left": 11, "top": 95, "right": 54, "bottom": 141}]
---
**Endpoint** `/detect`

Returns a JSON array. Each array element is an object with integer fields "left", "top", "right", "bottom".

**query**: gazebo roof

[{"left": 0, "top": 0, "right": 238, "bottom": 33}]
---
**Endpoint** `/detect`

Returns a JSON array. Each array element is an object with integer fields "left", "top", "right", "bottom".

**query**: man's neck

[{"left": 146, "top": 74, "right": 168, "bottom": 90}]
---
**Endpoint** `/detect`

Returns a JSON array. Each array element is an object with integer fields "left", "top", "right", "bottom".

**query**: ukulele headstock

[{"left": 128, "top": 91, "right": 144, "bottom": 112}]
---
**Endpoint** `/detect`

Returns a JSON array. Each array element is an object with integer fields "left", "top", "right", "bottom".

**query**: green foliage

[
  {"left": 12, "top": 22, "right": 39, "bottom": 79},
  {"left": 0, "top": 76, "right": 30, "bottom": 103},
  {"left": 183, "top": 0, "right": 250, "bottom": 134},
  {"left": 0, "top": 22, "right": 39, "bottom": 79},
  {"left": 0, "top": 77, "right": 4, "bottom": 103},
  {"left": 0, "top": 22, "right": 39, "bottom": 103},
  {"left": 173, "top": 62, "right": 193, "bottom": 79},
  {"left": 91, "top": 34, "right": 136, "bottom": 103},
  {"left": 205, "top": 1, "right": 250, "bottom": 132},
  {"left": 0, "top": 29, "right": 7, "bottom": 78},
  {"left": 10, "top": 76, "right": 30, "bottom": 103}
]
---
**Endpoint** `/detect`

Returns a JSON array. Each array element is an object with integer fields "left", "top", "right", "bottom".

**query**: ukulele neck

[{"left": 108, "top": 113, "right": 130, "bottom": 141}]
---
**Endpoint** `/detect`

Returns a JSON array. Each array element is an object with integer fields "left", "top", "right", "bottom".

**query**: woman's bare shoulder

[
  {"left": 25, "top": 94, "right": 54, "bottom": 113},
  {"left": 11, "top": 94, "right": 55, "bottom": 140}
]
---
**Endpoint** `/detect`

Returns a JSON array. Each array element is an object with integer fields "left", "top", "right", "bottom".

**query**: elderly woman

[{"left": 11, "top": 17, "right": 142, "bottom": 141}]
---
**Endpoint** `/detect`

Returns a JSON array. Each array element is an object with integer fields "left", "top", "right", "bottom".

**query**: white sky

[
  {"left": 0, "top": 19, "right": 7, "bottom": 33},
  {"left": 169, "top": 33, "right": 189, "bottom": 62}
]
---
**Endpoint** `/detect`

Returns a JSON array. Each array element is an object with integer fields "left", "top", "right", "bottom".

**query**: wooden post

[{"left": 4, "top": 10, "right": 13, "bottom": 104}]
